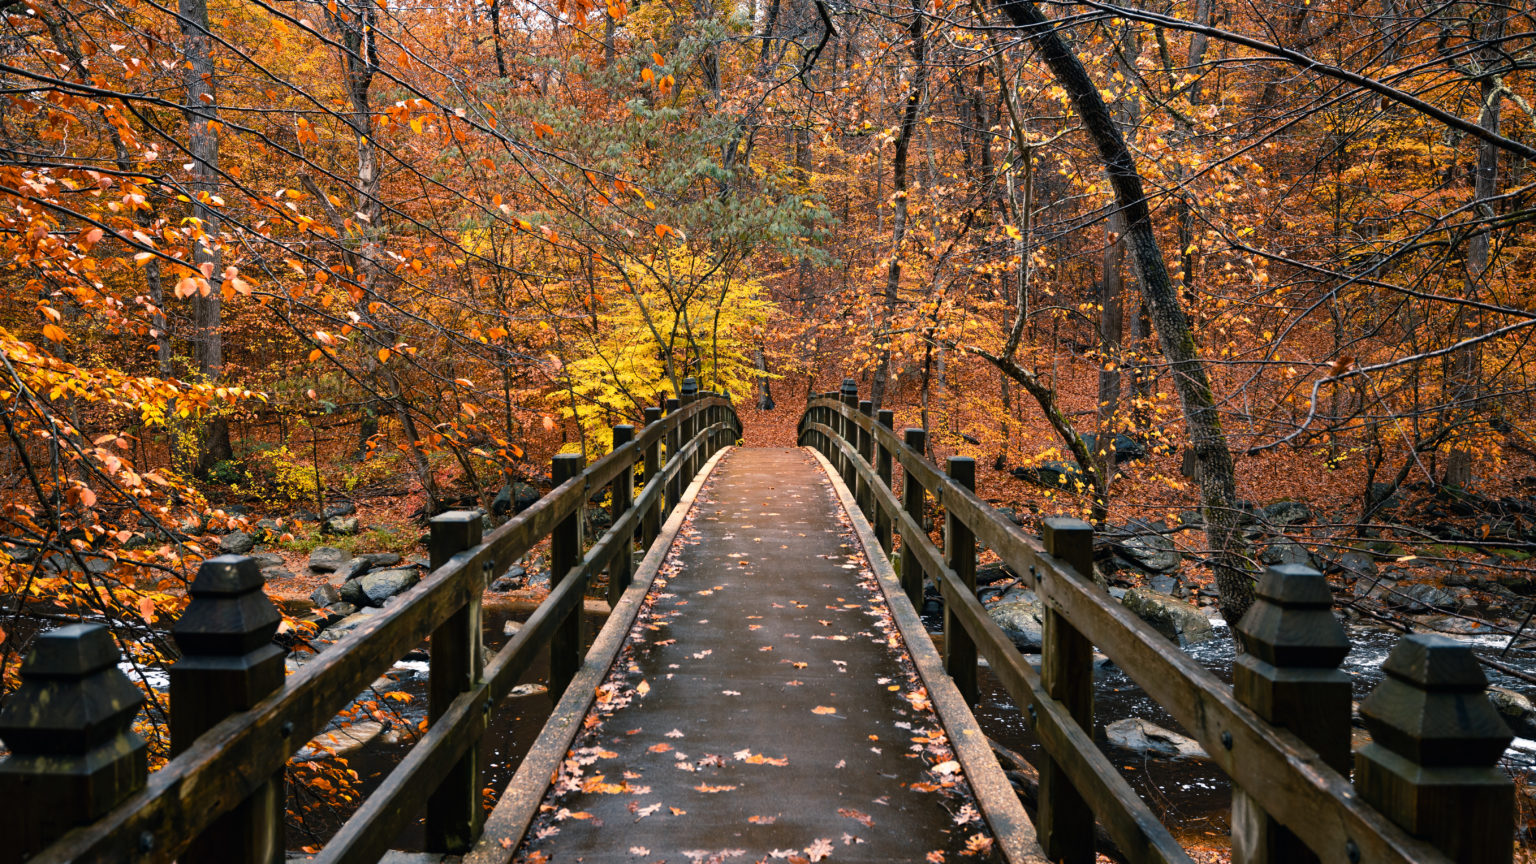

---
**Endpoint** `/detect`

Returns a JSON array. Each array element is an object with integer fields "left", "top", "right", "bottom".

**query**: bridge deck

[{"left": 492, "top": 447, "right": 1014, "bottom": 863}]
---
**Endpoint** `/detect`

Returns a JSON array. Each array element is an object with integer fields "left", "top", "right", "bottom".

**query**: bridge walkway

[{"left": 475, "top": 447, "right": 1032, "bottom": 863}]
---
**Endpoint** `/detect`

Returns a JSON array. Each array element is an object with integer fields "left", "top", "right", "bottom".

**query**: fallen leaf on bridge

[
  {"left": 806, "top": 837, "right": 834, "bottom": 861},
  {"left": 812, "top": 705, "right": 837, "bottom": 714},
  {"left": 693, "top": 783, "right": 737, "bottom": 793},
  {"left": 837, "top": 807, "right": 874, "bottom": 827}
]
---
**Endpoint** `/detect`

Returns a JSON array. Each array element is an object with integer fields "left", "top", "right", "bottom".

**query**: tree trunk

[
  {"left": 179, "top": 0, "right": 231, "bottom": 474},
  {"left": 869, "top": 5, "right": 927, "bottom": 414},
  {"left": 753, "top": 347, "right": 775, "bottom": 410},
  {"left": 328, "top": 0, "right": 444, "bottom": 508},
  {"left": 994, "top": 0, "right": 1253, "bottom": 627},
  {"left": 1443, "top": 12, "right": 1504, "bottom": 489}
]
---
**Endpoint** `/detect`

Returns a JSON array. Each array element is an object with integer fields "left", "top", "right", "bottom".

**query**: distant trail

[{"left": 511, "top": 447, "right": 1003, "bottom": 864}]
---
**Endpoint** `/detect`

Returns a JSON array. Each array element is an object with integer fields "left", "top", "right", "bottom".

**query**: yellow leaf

[
  {"left": 641, "top": 67, "right": 654, "bottom": 83},
  {"left": 652, "top": 52, "right": 664, "bottom": 65},
  {"left": 41, "top": 323, "right": 66, "bottom": 342},
  {"left": 377, "top": 348, "right": 391, "bottom": 363},
  {"left": 636, "top": 679, "right": 650, "bottom": 695}
]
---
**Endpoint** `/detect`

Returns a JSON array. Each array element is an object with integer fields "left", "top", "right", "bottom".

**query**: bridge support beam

[
  {"left": 664, "top": 397, "right": 681, "bottom": 520},
  {"left": 610, "top": 424, "right": 636, "bottom": 606},
  {"left": 426, "top": 511, "right": 486, "bottom": 853},
  {"left": 875, "top": 409, "right": 895, "bottom": 555},
  {"left": 899, "top": 426, "right": 927, "bottom": 607},
  {"left": 550, "top": 454, "right": 585, "bottom": 699},
  {"left": 856, "top": 400, "right": 874, "bottom": 521},
  {"left": 839, "top": 378, "right": 858, "bottom": 491},
  {"left": 1355, "top": 633, "right": 1513, "bottom": 863},
  {"left": 1039, "top": 517, "right": 1096, "bottom": 864},
  {"left": 1231, "top": 564, "right": 1351, "bottom": 864},
  {"left": 169, "top": 555, "right": 287, "bottom": 864},
  {"left": 642, "top": 406, "right": 663, "bottom": 549},
  {"left": 943, "top": 457, "right": 978, "bottom": 705},
  {"left": 0, "top": 624, "right": 147, "bottom": 864}
]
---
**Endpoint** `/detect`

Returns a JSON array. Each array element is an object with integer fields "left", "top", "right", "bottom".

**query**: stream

[{"left": 968, "top": 616, "right": 1536, "bottom": 836}]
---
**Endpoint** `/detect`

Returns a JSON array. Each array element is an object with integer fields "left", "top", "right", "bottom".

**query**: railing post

[
  {"left": 642, "top": 406, "right": 662, "bottom": 549},
  {"left": 1355, "top": 634, "right": 1513, "bottom": 863},
  {"left": 875, "top": 409, "right": 895, "bottom": 555},
  {"left": 1231, "top": 564, "right": 1351, "bottom": 864},
  {"left": 171, "top": 556, "right": 287, "bottom": 864},
  {"left": 1039, "top": 517, "right": 1096, "bottom": 864},
  {"left": 944, "top": 457, "right": 978, "bottom": 705},
  {"left": 550, "top": 453, "right": 586, "bottom": 698},
  {"left": 857, "top": 400, "right": 874, "bottom": 520},
  {"left": 609, "top": 424, "right": 636, "bottom": 606},
  {"left": 839, "top": 378, "right": 858, "bottom": 490},
  {"left": 0, "top": 624, "right": 147, "bottom": 864},
  {"left": 426, "top": 510, "right": 485, "bottom": 852},
  {"left": 681, "top": 377, "right": 699, "bottom": 482},
  {"left": 664, "top": 396, "right": 681, "bottom": 519},
  {"left": 900, "top": 427, "right": 927, "bottom": 606}
]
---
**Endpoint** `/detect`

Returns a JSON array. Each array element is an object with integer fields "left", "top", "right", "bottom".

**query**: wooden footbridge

[{"left": 0, "top": 379, "right": 1518, "bottom": 864}]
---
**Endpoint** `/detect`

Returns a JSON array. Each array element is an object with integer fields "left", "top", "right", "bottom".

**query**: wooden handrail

[
  {"left": 0, "top": 389, "right": 741, "bottom": 864},
  {"left": 798, "top": 392, "right": 1508, "bottom": 864}
]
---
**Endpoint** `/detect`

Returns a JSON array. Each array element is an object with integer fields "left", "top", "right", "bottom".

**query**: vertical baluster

[
  {"left": 1355, "top": 633, "right": 1513, "bottom": 863},
  {"left": 944, "top": 457, "right": 978, "bottom": 704},
  {"left": 875, "top": 409, "right": 895, "bottom": 555},
  {"left": 171, "top": 556, "right": 287, "bottom": 864},
  {"left": 857, "top": 400, "right": 874, "bottom": 520},
  {"left": 900, "top": 427, "right": 927, "bottom": 606},
  {"left": 642, "top": 406, "right": 662, "bottom": 549},
  {"left": 426, "top": 511, "right": 485, "bottom": 852},
  {"left": 664, "top": 396, "right": 681, "bottom": 519},
  {"left": 609, "top": 424, "right": 636, "bottom": 606},
  {"left": 681, "top": 377, "right": 699, "bottom": 482},
  {"left": 550, "top": 454, "right": 585, "bottom": 698},
  {"left": 1039, "top": 517, "right": 1095, "bottom": 864},
  {"left": 839, "top": 378, "right": 858, "bottom": 490},
  {"left": 0, "top": 624, "right": 147, "bottom": 864},
  {"left": 1230, "top": 564, "right": 1351, "bottom": 864}
]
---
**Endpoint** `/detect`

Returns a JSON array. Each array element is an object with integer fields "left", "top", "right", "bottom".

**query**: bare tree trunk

[
  {"left": 1095, "top": 211, "right": 1126, "bottom": 484},
  {"left": 1443, "top": 11, "right": 1504, "bottom": 488},
  {"left": 753, "top": 347, "right": 775, "bottom": 410},
  {"left": 327, "top": 0, "right": 444, "bottom": 508},
  {"left": 179, "top": 0, "right": 231, "bottom": 474},
  {"left": 490, "top": 0, "right": 507, "bottom": 77},
  {"left": 994, "top": 0, "right": 1253, "bottom": 627},
  {"left": 869, "top": 4, "right": 927, "bottom": 413}
]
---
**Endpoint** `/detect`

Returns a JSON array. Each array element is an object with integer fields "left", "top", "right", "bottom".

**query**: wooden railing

[
  {"left": 798, "top": 379, "right": 1515, "bottom": 864},
  {"left": 0, "top": 381, "right": 740, "bottom": 864}
]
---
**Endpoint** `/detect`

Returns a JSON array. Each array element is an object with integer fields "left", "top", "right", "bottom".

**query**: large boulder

[
  {"left": 357, "top": 552, "right": 403, "bottom": 569},
  {"left": 326, "top": 557, "right": 372, "bottom": 588},
  {"left": 1116, "top": 532, "right": 1181, "bottom": 573},
  {"left": 1105, "top": 718, "right": 1208, "bottom": 760},
  {"left": 219, "top": 531, "right": 257, "bottom": 555},
  {"left": 322, "top": 500, "right": 357, "bottom": 519},
  {"left": 988, "top": 597, "right": 1044, "bottom": 653},
  {"left": 1327, "top": 549, "right": 1378, "bottom": 581},
  {"left": 1262, "top": 500, "right": 1313, "bottom": 527},
  {"left": 492, "top": 484, "right": 514, "bottom": 516},
  {"left": 322, "top": 516, "right": 360, "bottom": 536},
  {"left": 1082, "top": 433, "right": 1146, "bottom": 464},
  {"left": 1013, "top": 461, "right": 1085, "bottom": 490},
  {"left": 513, "top": 482, "right": 540, "bottom": 512},
  {"left": 309, "top": 546, "right": 350, "bottom": 573},
  {"left": 341, "top": 568, "right": 421, "bottom": 607},
  {"left": 1121, "top": 589, "right": 1217, "bottom": 646},
  {"left": 1488, "top": 687, "right": 1536, "bottom": 738},
  {"left": 1260, "top": 539, "right": 1313, "bottom": 568},
  {"left": 1392, "top": 583, "right": 1458, "bottom": 613}
]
